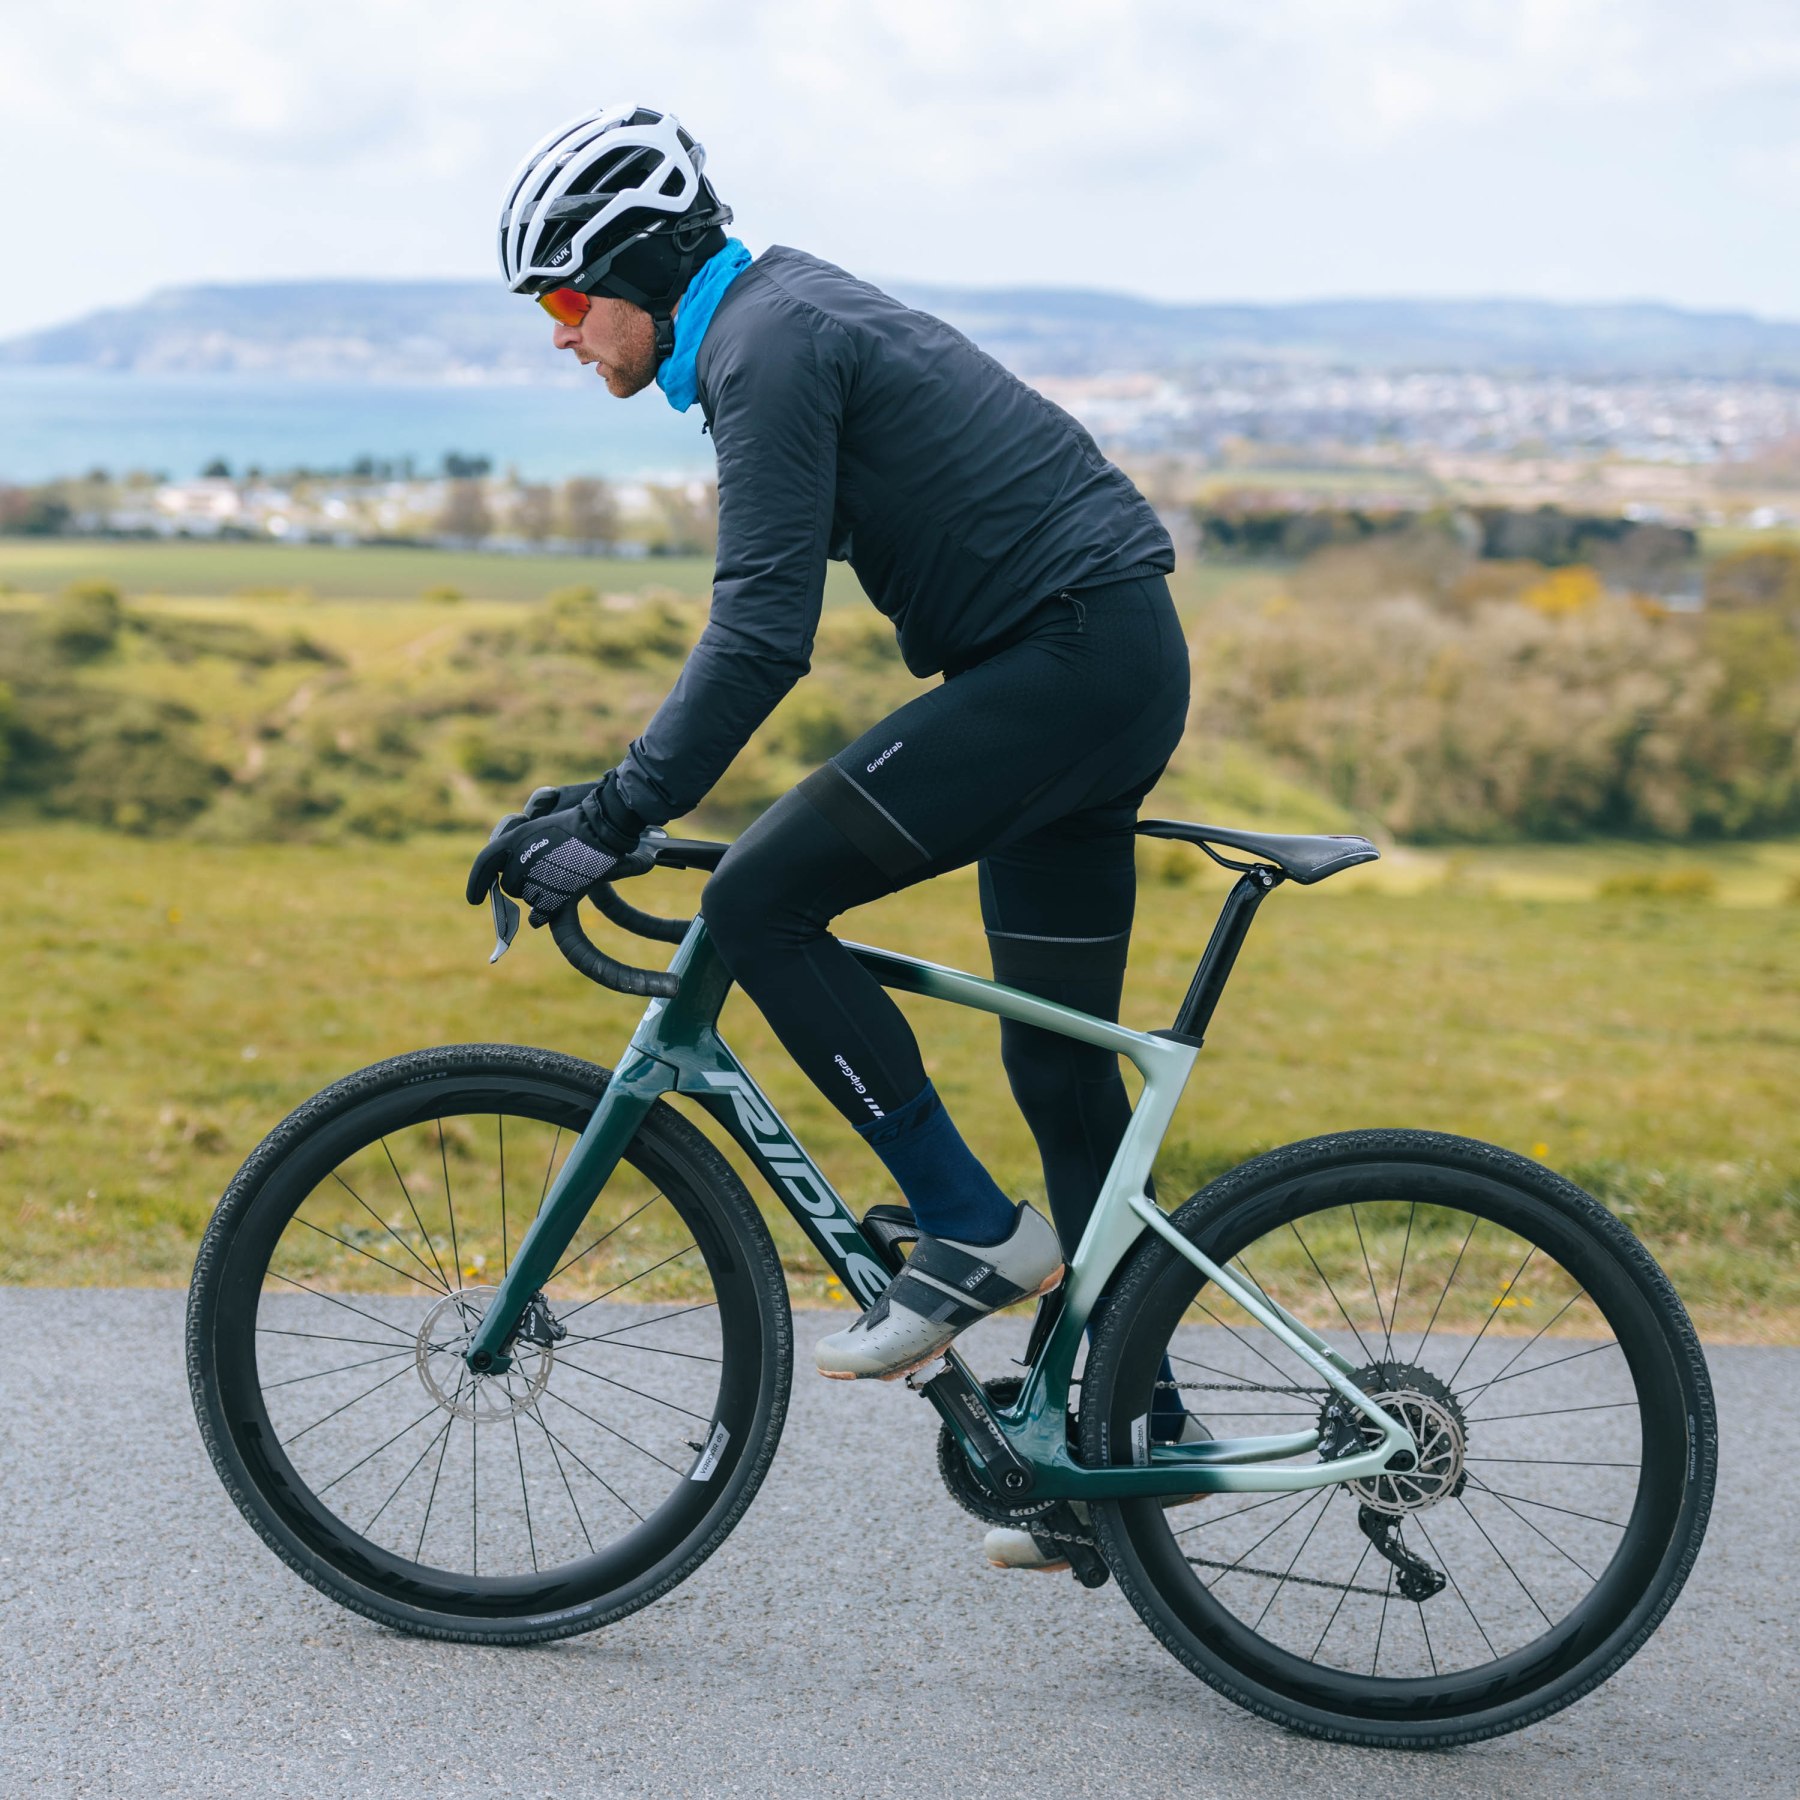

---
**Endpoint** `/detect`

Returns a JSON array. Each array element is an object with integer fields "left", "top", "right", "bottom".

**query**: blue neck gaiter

[{"left": 655, "top": 238, "right": 753, "bottom": 413}]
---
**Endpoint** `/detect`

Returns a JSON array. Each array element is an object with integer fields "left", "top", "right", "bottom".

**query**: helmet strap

[{"left": 652, "top": 311, "right": 677, "bottom": 366}]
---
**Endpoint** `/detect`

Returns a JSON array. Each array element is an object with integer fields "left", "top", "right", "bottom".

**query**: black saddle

[{"left": 1136, "top": 819, "right": 1379, "bottom": 886}]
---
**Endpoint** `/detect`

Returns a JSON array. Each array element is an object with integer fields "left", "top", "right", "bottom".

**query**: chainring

[{"left": 935, "top": 1377, "right": 1060, "bottom": 1525}]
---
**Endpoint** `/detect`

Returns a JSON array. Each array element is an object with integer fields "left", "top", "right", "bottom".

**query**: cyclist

[{"left": 468, "top": 107, "right": 1193, "bottom": 1526}]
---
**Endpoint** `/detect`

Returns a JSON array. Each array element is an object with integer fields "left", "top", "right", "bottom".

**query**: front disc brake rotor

[{"left": 415, "top": 1284, "right": 555, "bottom": 1423}]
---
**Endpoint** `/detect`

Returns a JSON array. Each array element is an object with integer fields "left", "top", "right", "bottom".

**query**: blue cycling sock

[{"left": 854, "top": 1082, "right": 1018, "bottom": 1246}]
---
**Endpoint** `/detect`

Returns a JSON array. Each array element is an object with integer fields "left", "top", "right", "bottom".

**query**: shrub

[
  {"left": 454, "top": 731, "right": 534, "bottom": 785},
  {"left": 1706, "top": 543, "right": 1800, "bottom": 616},
  {"left": 53, "top": 697, "right": 226, "bottom": 832},
  {"left": 769, "top": 692, "right": 855, "bottom": 764},
  {"left": 1193, "top": 588, "right": 1800, "bottom": 840},
  {"left": 39, "top": 582, "right": 124, "bottom": 662},
  {"left": 1596, "top": 868, "right": 1718, "bottom": 902}
]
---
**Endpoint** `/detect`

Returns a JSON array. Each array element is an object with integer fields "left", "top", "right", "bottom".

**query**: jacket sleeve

[{"left": 612, "top": 300, "right": 851, "bottom": 825}]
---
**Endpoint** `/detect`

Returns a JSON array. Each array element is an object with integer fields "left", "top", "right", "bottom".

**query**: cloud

[{"left": 1, "top": 0, "right": 1797, "bottom": 335}]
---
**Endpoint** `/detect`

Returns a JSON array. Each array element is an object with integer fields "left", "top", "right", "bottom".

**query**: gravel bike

[{"left": 188, "top": 820, "right": 1716, "bottom": 1748}]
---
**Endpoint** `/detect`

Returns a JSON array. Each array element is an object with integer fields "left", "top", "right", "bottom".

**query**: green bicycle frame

[{"left": 465, "top": 916, "right": 1418, "bottom": 1502}]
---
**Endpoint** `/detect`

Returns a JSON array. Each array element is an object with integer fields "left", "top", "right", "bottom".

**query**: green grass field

[{"left": 5, "top": 823, "right": 1794, "bottom": 1338}]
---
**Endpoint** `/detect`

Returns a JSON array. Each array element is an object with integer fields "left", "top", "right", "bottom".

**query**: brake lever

[
  {"left": 482, "top": 810, "right": 527, "bottom": 964},
  {"left": 488, "top": 885, "right": 520, "bottom": 963}
]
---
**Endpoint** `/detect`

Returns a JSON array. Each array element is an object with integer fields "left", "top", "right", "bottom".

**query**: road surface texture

[{"left": 2, "top": 1289, "right": 1794, "bottom": 1800}]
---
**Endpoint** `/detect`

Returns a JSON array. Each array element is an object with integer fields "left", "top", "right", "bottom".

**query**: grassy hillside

[
  {"left": 1, "top": 542, "right": 1794, "bottom": 1337},
  {"left": 3, "top": 824, "right": 1794, "bottom": 1339}
]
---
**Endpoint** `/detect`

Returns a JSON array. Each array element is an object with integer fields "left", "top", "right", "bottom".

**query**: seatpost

[{"left": 1160, "top": 865, "right": 1282, "bottom": 1048}]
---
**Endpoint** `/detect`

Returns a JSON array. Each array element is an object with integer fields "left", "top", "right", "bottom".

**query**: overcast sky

[{"left": 4, "top": 1, "right": 1798, "bottom": 339}]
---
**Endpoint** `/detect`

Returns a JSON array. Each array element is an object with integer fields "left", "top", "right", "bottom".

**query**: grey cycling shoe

[
  {"left": 984, "top": 1505, "right": 1089, "bottom": 1573},
  {"left": 982, "top": 1415, "right": 1212, "bottom": 1571},
  {"left": 815, "top": 1203, "right": 1064, "bottom": 1381}
]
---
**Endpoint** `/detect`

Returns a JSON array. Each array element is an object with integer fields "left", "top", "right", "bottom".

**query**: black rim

[
  {"left": 209, "top": 1072, "right": 767, "bottom": 1618},
  {"left": 1105, "top": 1159, "right": 1691, "bottom": 1721}
]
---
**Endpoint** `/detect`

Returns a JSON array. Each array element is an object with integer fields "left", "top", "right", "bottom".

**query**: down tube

[{"left": 679, "top": 1055, "right": 893, "bottom": 1309}]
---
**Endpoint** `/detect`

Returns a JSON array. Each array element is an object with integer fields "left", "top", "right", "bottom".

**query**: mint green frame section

[{"left": 467, "top": 916, "right": 1417, "bottom": 1500}]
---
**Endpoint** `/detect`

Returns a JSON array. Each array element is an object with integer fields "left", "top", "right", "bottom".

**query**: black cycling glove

[{"left": 465, "top": 795, "right": 652, "bottom": 928}]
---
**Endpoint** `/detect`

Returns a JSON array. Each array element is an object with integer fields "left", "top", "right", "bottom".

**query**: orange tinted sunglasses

[{"left": 537, "top": 286, "right": 592, "bottom": 328}]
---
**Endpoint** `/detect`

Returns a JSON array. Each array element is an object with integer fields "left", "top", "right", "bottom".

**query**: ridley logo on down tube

[{"left": 694, "top": 1070, "right": 890, "bottom": 1305}]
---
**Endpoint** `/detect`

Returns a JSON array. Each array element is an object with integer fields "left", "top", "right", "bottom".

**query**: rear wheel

[
  {"left": 187, "top": 1044, "right": 791, "bottom": 1643},
  {"left": 1081, "top": 1130, "right": 1714, "bottom": 1747}
]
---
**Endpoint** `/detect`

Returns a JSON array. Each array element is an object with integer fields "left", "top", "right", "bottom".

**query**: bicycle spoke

[
  {"left": 1350, "top": 1205, "right": 1388, "bottom": 1350},
  {"left": 1457, "top": 1495, "right": 1554, "bottom": 1627},
  {"left": 528, "top": 1401, "right": 596, "bottom": 1551},
  {"left": 415, "top": 1380, "right": 463, "bottom": 1559},
  {"left": 290, "top": 1213, "right": 446, "bottom": 1295},
  {"left": 329, "top": 1170, "right": 450, "bottom": 1293},
  {"left": 1413, "top": 1213, "right": 1479, "bottom": 1362},
  {"left": 1417, "top": 1586, "right": 1439, "bottom": 1678},
  {"left": 1282, "top": 1225, "right": 1376, "bottom": 1364},
  {"left": 316, "top": 1395, "right": 450, "bottom": 1497},
  {"left": 1191, "top": 1298, "right": 1300, "bottom": 1387},
  {"left": 539, "top": 1384, "right": 689, "bottom": 1475},
  {"left": 1311, "top": 1539, "right": 1376, "bottom": 1656},
  {"left": 553, "top": 1357, "right": 714, "bottom": 1422},
  {"left": 539, "top": 1125, "right": 565, "bottom": 1210},
  {"left": 550, "top": 1191, "right": 669, "bottom": 1283},
  {"left": 1460, "top": 1339, "right": 1622, "bottom": 1400},
  {"left": 1252, "top": 1489, "right": 1337, "bottom": 1629},
  {"left": 1463, "top": 1478, "right": 1629, "bottom": 1532},
  {"left": 1201, "top": 1490, "right": 1327, "bottom": 1590},
  {"left": 1385, "top": 1201, "right": 1415, "bottom": 1361},
  {"left": 265, "top": 1270, "right": 419, "bottom": 1341},
  {"left": 1412, "top": 1510, "right": 1498, "bottom": 1659},
  {"left": 363, "top": 1412, "right": 455, "bottom": 1535},
  {"left": 1468, "top": 1484, "right": 1600, "bottom": 1582},
  {"left": 510, "top": 1404, "right": 538, "bottom": 1573},
  {"left": 1372, "top": 1566, "right": 1393, "bottom": 1675},
  {"left": 264, "top": 1348, "right": 414, "bottom": 1390},
  {"left": 1168, "top": 1349, "right": 1318, "bottom": 1395},
  {"left": 438, "top": 1119, "right": 463, "bottom": 1290},
  {"left": 470, "top": 1408, "right": 478, "bottom": 1576},
  {"left": 258, "top": 1325, "right": 415, "bottom": 1350},
  {"left": 1465, "top": 1398, "right": 1639, "bottom": 1426},
  {"left": 1467, "top": 1454, "right": 1638, "bottom": 1470},
  {"left": 523, "top": 1406, "right": 644, "bottom": 1522},
  {"left": 1445, "top": 1244, "right": 1537, "bottom": 1387},
  {"left": 557, "top": 1246, "right": 701, "bottom": 1322},
  {"left": 283, "top": 1358, "right": 418, "bottom": 1446},
  {"left": 382, "top": 1137, "right": 453, "bottom": 1293},
  {"left": 1174, "top": 1489, "right": 1299, "bottom": 1538}
]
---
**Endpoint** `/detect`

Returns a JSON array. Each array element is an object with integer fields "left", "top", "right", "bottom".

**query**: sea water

[{"left": 0, "top": 369, "right": 716, "bottom": 485}]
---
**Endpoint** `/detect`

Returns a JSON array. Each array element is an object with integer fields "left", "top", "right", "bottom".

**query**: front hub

[{"left": 417, "top": 1285, "right": 556, "bottom": 1423}]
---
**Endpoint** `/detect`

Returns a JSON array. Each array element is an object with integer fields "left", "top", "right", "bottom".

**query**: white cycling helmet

[{"left": 498, "top": 104, "right": 732, "bottom": 357}]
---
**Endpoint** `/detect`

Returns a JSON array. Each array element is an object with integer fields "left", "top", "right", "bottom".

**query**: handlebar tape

[
  {"left": 549, "top": 904, "right": 681, "bottom": 999},
  {"left": 590, "top": 883, "right": 693, "bottom": 945}
]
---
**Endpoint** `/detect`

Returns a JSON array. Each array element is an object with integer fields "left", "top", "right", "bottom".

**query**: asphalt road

[{"left": 2, "top": 1289, "right": 1795, "bottom": 1800}]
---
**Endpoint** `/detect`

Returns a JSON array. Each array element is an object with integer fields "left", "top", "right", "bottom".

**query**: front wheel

[
  {"left": 1081, "top": 1130, "right": 1715, "bottom": 1747},
  {"left": 187, "top": 1044, "right": 792, "bottom": 1644}
]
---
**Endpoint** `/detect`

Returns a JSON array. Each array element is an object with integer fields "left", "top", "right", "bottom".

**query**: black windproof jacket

[{"left": 612, "top": 247, "right": 1175, "bottom": 825}]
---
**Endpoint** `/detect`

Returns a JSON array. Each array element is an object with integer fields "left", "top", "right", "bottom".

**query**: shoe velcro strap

[
  {"left": 884, "top": 1268, "right": 993, "bottom": 1331},
  {"left": 903, "top": 1236, "right": 1033, "bottom": 1312}
]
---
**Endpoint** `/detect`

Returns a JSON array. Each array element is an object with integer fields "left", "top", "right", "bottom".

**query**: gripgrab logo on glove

[
  {"left": 518, "top": 838, "right": 552, "bottom": 864},
  {"left": 694, "top": 1070, "right": 890, "bottom": 1306},
  {"left": 865, "top": 741, "right": 903, "bottom": 773}
]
